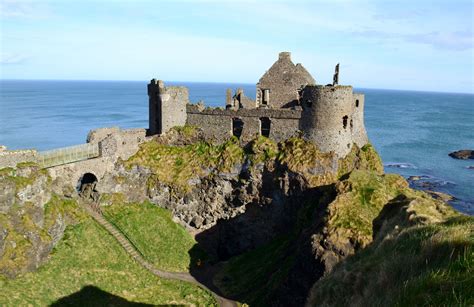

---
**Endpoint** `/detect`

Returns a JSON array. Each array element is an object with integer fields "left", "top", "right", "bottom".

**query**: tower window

[
  {"left": 342, "top": 116, "right": 348, "bottom": 129},
  {"left": 262, "top": 89, "right": 270, "bottom": 105},
  {"left": 232, "top": 118, "right": 244, "bottom": 138},
  {"left": 260, "top": 117, "right": 271, "bottom": 137},
  {"left": 356, "top": 99, "right": 359, "bottom": 107}
]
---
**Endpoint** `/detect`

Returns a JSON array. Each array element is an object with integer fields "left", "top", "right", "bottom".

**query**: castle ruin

[{"left": 148, "top": 52, "right": 368, "bottom": 157}]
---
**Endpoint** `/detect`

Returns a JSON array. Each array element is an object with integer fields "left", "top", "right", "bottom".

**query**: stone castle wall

[
  {"left": 300, "top": 85, "right": 368, "bottom": 156},
  {"left": 186, "top": 105, "right": 301, "bottom": 143},
  {"left": 0, "top": 148, "right": 39, "bottom": 168},
  {"left": 148, "top": 80, "right": 188, "bottom": 135},
  {"left": 256, "top": 52, "right": 315, "bottom": 108},
  {"left": 351, "top": 93, "right": 369, "bottom": 147},
  {"left": 48, "top": 127, "right": 147, "bottom": 192}
]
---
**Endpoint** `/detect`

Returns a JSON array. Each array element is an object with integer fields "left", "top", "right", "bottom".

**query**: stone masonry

[{"left": 148, "top": 51, "right": 368, "bottom": 157}]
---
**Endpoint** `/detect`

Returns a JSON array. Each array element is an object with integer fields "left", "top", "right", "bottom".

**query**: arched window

[
  {"left": 342, "top": 116, "right": 348, "bottom": 129},
  {"left": 355, "top": 99, "right": 359, "bottom": 107},
  {"left": 260, "top": 117, "right": 271, "bottom": 137},
  {"left": 232, "top": 118, "right": 244, "bottom": 138}
]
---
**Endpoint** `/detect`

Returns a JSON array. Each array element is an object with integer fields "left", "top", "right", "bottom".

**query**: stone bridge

[
  {"left": 38, "top": 143, "right": 100, "bottom": 169},
  {"left": 0, "top": 127, "right": 148, "bottom": 193}
]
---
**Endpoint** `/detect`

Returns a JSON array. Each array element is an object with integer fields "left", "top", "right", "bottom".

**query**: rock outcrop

[
  {"left": 0, "top": 164, "right": 84, "bottom": 278},
  {"left": 449, "top": 149, "right": 474, "bottom": 160}
]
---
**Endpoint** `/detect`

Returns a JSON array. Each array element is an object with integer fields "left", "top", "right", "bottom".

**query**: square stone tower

[{"left": 148, "top": 79, "right": 188, "bottom": 135}]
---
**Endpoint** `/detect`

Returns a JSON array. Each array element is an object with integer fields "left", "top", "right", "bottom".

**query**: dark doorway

[
  {"left": 78, "top": 173, "right": 99, "bottom": 203},
  {"left": 232, "top": 118, "right": 244, "bottom": 138},
  {"left": 260, "top": 117, "right": 271, "bottom": 137}
]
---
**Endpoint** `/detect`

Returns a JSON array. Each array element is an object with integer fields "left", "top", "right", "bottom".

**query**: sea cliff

[{"left": 0, "top": 127, "right": 472, "bottom": 306}]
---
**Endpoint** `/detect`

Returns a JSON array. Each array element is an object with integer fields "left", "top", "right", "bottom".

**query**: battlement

[{"left": 148, "top": 52, "right": 368, "bottom": 157}]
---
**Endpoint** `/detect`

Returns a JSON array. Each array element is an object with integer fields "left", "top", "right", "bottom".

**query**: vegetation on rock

[
  {"left": 0, "top": 217, "right": 216, "bottom": 306},
  {"left": 309, "top": 215, "right": 473, "bottom": 306},
  {"left": 125, "top": 137, "right": 244, "bottom": 191}
]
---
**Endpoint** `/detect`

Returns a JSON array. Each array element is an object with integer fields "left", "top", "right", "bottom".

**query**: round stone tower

[{"left": 300, "top": 85, "right": 367, "bottom": 157}]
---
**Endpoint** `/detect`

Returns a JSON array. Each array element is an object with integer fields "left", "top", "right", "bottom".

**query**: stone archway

[{"left": 78, "top": 172, "right": 99, "bottom": 202}]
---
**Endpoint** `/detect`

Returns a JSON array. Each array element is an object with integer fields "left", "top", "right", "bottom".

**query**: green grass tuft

[{"left": 102, "top": 201, "right": 207, "bottom": 272}]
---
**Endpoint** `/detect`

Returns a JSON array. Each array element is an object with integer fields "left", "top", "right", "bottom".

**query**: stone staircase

[{"left": 80, "top": 201, "right": 235, "bottom": 307}]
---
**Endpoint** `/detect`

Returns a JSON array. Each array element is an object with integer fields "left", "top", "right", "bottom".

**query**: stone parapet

[{"left": 0, "top": 149, "right": 39, "bottom": 168}]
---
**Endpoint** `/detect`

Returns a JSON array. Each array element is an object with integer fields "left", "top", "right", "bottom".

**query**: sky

[{"left": 0, "top": 0, "right": 473, "bottom": 93}]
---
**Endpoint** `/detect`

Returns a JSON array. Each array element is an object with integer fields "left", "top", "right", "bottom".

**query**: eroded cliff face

[
  {"left": 95, "top": 130, "right": 382, "bottom": 260},
  {"left": 0, "top": 164, "right": 84, "bottom": 278},
  {"left": 1, "top": 128, "right": 467, "bottom": 307}
]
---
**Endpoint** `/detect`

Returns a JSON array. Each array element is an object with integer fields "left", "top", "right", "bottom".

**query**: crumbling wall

[
  {"left": 186, "top": 105, "right": 301, "bottom": 143},
  {"left": 257, "top": 52, "right": 315, "bottom": 109},
  {"left": 0, "top": 148, "right": 38, "bottom": 168},
  {"left": 148, "top": 80, "right": 188, "bottom": 135}
]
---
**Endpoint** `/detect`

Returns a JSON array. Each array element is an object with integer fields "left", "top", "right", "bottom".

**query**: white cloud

[
  {"left": 0, "top": 52, "right": 28, "bottom": 64},
  {"left": 0, "top": 0, "right": 50, "bottom": 19}
]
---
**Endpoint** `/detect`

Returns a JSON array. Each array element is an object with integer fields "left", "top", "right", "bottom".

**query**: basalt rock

[{"left": 449, "top": 149, "right": 474, "bottom": 160}]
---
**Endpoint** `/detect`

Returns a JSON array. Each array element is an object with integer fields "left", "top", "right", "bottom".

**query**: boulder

[{"left": 448, "top": 150, "right": 474, "bottom": 160}]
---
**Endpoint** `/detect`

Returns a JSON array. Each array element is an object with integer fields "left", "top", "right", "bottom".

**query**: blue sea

[{"left": 1, "top": 80, "right": 473, "bottom": 214}]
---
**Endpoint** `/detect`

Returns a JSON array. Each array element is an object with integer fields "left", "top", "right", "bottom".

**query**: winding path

[{"left": 80, "top": 202, "right": 237, "bottom": 307}]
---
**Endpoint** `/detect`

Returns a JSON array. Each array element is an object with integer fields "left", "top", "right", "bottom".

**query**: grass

[
  {"left": 278, "top": 137, "right": 337, "bottom": 187},
  {"left": 337, "top": 143, "right": 384, "bottom": 178},
  {"left": 0, "top": 217, "right": 216, "bottom": 306},
  {"left": 102, "top": 201, "right": 207, "bottom": 272},
  {"left": 215, "top": 234, "right": 293, "bottom": 305},
  {"left": 125, "top": 136, "right": 385, "bottom": 194},
  {"left": 214, "top": 199, "right": 323, "bottom": 306},
  {"left": 308, "top": 215, "right": 474, "bottom": 306},
  {"left": 326, "top": 171, "right": 410, "bottom": 247},
  {"left": 125, "top": 137, "right": 244, "bottom": 192}
]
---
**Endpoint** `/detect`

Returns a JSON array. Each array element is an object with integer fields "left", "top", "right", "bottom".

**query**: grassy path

[{"left": 81, "top": 201, "right": 237, "bottom": 307}]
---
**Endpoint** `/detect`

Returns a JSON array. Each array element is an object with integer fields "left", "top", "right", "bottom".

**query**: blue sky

[{"left": 0, "top": 0, "right": 473, "bottom": 93}]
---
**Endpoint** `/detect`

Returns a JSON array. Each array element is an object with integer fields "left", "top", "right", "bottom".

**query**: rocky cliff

[{"left": 0, "top": 127, "right": 471, "bottom": 306}]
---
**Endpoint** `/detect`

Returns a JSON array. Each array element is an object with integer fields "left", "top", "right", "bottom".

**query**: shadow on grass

[
  {"left": 50, "top": 285, "right": 156, "bottom": 307},
  {"left": 187, "top": 177, "right": 338, "bottom": 306}
]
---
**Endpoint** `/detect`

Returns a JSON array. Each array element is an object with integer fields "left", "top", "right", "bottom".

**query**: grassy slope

[
  {"left": 102, "top": 201, "right": 207, "bottom": 272},
  {"left": 214, "top": 198, "right": 323, "bottom": 306},
  {"left": 310, "top": 216, "right": 474, "bottom": 306},
  {"left": 0, "top": 216, "right": 216, "bottom": 306},
  {"left": 214, "top": 169, "right": 468, "bottom": 306}
]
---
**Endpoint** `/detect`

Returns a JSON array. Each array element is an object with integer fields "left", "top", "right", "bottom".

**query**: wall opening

[
  {"left": 260, "top": 117, "right": 271, "bottom": 137},
  {"left": 342, "top": 116, "right": 348, "bottom": 129},
  {"left": 78, "top": 172, "right": 99, "bottom": 202},
  {"left": 356, "top": 99, "right": 359, "bottom": 107},
  {"left": 350, "top": 119, "right": 353, "bottom": 129},
  {"left": 262, "top": 89, "right": 270, "bottom": 105},
  {"left": 232, "top": 118, "right": 244, "bottom": 138}
]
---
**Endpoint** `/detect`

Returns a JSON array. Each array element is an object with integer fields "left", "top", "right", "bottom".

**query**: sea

[{"left": 0, "top": 80, "right": 473, "bottom": 214}]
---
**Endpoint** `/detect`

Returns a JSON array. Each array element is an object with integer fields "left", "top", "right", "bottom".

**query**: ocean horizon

[{"left": 1, "top": 79, "right": 473, "bottom": 214}]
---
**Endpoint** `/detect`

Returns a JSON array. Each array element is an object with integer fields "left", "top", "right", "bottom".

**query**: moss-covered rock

[
  {"left": 0, "top": 195, "right": 85, "bottom": 278},
  {"left": 337, "top": 143, "right": 384, "bottom": 178},
  {"left": 124, "top": 137, "right": 244, "bottom": 192},
  {"left": 0, "top": 164, "right": 85, "bottom": 278},
  {"left": 308, "top": 215, "right": 473, "bottom": 306}
]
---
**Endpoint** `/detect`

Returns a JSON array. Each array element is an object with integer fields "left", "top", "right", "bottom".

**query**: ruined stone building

[{"left": 148, "top": 52, "right": 368, "bottom": 157}]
